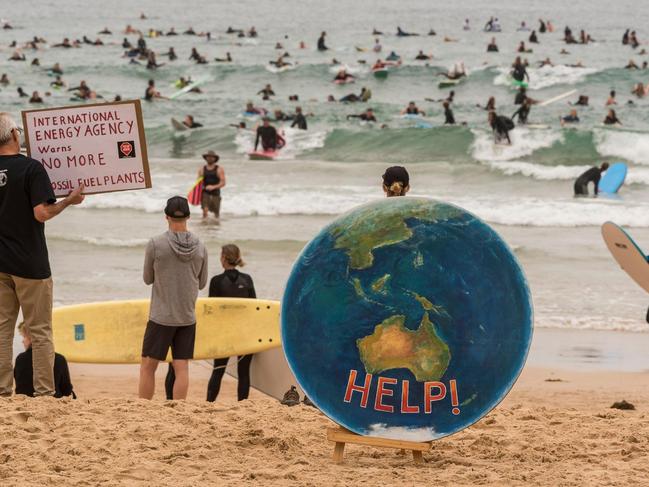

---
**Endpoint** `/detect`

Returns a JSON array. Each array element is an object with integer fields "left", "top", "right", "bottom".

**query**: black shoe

[
  {"left": 280, "top": 386, "right": 300, "bottom": 406},
  {"left": 302, "top": 395, "right": 316, "bottom": 408}
]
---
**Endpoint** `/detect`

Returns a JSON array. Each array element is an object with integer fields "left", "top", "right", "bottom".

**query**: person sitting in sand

[
  {"left": 382, "top": 166, "right": 410, "bottom": 197},
  {"left": 14, "top": 322, "right": 76, "bottom": 399}
]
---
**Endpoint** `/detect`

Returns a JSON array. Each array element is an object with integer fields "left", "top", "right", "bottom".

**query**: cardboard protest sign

[{"left": 21, "top": 100, "right": 151, "bottom": 197}]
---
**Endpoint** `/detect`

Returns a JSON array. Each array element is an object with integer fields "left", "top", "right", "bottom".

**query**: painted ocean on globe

[{"left": 282, "top": 198, "right": 533, "bottom": 440}]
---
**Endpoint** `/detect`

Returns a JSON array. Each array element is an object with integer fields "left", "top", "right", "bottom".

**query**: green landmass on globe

[
  {"left": 329, "top": 199, "right": 459, "bottom": 382},
  {"left": 357, "top": 313, "right": 451, "bottom": 382},
  {"left": 331, "top": 198, "right": 462, "bottom": 270}
]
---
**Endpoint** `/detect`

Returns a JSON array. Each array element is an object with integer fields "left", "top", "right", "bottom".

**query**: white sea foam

[
  {"left": 471, "top": 128, "right": 562, "bottom": 161},
  {"left": 485, "top": 161, "right": 589, "bottom": 180},
  {"left": 234, "top": 126, "right": 327, "bottom": 159},
  {"left": 594, "top": 129, "right": 649, "bottom": 166},
  {"left": 493, "top": 65, "right": 598, "bottom": 90}
]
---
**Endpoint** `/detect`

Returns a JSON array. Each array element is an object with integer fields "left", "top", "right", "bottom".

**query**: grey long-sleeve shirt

[{"left": 143, "top": 230, "right": 208, "bottom": 326}]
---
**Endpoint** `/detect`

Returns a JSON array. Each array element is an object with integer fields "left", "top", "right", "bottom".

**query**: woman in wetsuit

[
  {"left": 382, "top": 166, "right": 410, "bottom": 197},
  {"left": 164, "top": 245, "right": 256, "bottom": 402},
  {"left": 603, "top": 109, "right": 621, "bottom": 125}
]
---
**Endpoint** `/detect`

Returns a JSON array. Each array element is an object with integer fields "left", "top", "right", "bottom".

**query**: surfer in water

[
  {"left": 254, "top": 117, "right": 282, "bottom": 152},
  {"left": 443, "top": 101, "right": 456, "bottom": 125},
  {"left": 401, "top": 101, "right": 425, "bottom": 116},
  {"left": 198, "top": 151, "right": 225, "bottom": 219},
  {"left": 511, "top": 56, "right": 530, "bottom": 84},
  {"left": 439, "top": 62, "right": 466, "bottom": 80},
  {"left": 317, "top": 31, "right": 328, "bottom": 51},
  {"left": 334, "top": 69, "right": 355, "bottom": 83},
  {"left": 347, "top": 107, "right": 376, "bottom": 122},
  {"left": 183, "top": 115, "right": 203, "bottom": 129},
  {"left": 560, "top": 109, "right": 580, "bottom": 126},
  {"left": 603, "top": 109, "right": 621, "bottom": 125},
  {"left": 382, "top": 166, "right": 410, "bottom": 197},
  {"left": 511, "top": 99, "right": 532, "bottom": 125},
  {"left": 574, "top": 163, "right": 609, "bottom": 196},
  {"left": 488, "top": 111, "right": 514, "bottom": 145}
]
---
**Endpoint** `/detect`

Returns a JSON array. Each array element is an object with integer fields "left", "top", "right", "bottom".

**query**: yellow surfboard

[{"left": 52, "top": 298, "right": 281, "bottom": 364}]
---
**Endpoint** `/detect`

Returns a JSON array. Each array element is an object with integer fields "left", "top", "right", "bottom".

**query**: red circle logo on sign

[{"left": 120, "top": 141, "right": 133, "bottom": 157}]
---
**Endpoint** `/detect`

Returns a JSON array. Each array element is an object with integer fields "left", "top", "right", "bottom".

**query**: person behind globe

[{"left": 382, "top": 166, "right": 410, "bottom": 197}]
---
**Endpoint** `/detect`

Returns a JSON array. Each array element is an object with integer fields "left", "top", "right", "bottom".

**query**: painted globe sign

[{"left": 282, "top": 197, "right": 533, "bottom": 441}]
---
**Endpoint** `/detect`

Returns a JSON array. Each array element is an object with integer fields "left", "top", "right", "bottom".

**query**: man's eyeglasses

[{"left": 12, "top": 126, "right": 23, "bottom": 134}]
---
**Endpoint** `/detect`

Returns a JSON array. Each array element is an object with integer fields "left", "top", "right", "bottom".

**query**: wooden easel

[{"left": 327, "top": 427, "right": 431, "bottom": 465}]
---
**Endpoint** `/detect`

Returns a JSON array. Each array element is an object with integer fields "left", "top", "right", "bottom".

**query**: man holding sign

[{"left": 0, "top": 112, "right": 84, "bottom": 397}]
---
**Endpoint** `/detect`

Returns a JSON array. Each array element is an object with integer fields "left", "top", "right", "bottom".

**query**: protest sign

[{"left": 22, "top": 100, "right": 151, "bottom": 197}]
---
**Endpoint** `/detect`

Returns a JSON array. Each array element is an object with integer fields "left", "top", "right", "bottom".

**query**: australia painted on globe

[{"left": 331, "top": 199, "right": 458, "bottom": 382}]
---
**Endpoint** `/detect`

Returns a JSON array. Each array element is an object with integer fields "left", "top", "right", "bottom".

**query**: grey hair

[{"left": 0, "top": 112, "right": 18, "bottom": 146}]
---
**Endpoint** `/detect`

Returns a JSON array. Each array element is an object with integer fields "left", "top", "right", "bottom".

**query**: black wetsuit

[
  {"left": 444, "top": 106, "right": 456, "bottom": 125},
  {"left": 291, "top": 113, "right": 307, "bottom": 130},
  {"left": 406, "top": 107, "right": 420, "bottom": 114},
  {"left": 514, "top": 92, "right": 527, "bottom": 105},
  {"left": 511, "top": 64, "right": 528, "bottom": 82},
  {"left": 255, "top": 125, "right": 278, "bottom": 151},
  {"left": 511, "top": 105, "right": 530, "bottom": 124},
  {"left": 14, "top": 348, "right": 76, "bottom": 398},
  {"left": 574, "top": 167, "right": 602, "bottom": 195},
  {"left": 203, "top": 165, "right": 221, "bottom": 196},
  {"left": 348, "top": 113, "right": 376, "bottom": 122},
  {"left": 317, "top": 36, "right": 328, "bottom": 51},
  {"left": 487, "top": 43, "right": 499, "bottom": 52},
  {"left": 604, "top": 115, "right": 621, "bottom": 125},
  {"left": 165, "top": 270, "right": 256, "bottom": 402},
  {"left": 492, "top": 116, "right": 514, "bottom": 143},
  {"left": 144, "top": 87, "right": 154, "bottom": 101}
]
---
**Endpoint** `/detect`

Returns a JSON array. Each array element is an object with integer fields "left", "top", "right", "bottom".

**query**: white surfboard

[
  {"left": 171, "top": 118, "right": 188, "bottom": 131},
  {"left": 602, "top": 222, "right": 649, "bottom": 293},
  {"left": 537, "top": 89, "right": 577, "bottom": 107},
  {"left": 226, "top": 347, "right": 304, "bottom": 401}
]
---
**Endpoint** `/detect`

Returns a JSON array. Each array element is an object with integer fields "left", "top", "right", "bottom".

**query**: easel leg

[
  {"left": 333, "top": 441, "right": 345, "bottom": 464},
  {"left": 412, "top": 450, "right": 423, "bottom": 465}
]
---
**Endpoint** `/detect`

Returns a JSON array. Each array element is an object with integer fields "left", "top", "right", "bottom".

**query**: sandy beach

[{"left": 1, "top": 362, "right": 648, "bottom": 487}]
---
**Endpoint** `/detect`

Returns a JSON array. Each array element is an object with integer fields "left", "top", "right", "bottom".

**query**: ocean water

[{"left": 3, "top": 0, "right": 649, "bottom": 333}]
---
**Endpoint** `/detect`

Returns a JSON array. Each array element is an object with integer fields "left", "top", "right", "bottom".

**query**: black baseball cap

[
  {"left": 164, "top": 196, "right": 190, "bottom": 219},
  {"left": 382, "top": 166, "right": 409, "bottom": 187}
]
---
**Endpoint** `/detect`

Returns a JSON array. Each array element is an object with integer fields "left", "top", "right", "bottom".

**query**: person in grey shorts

[{"left": 139, "top": 196, "right": 208, "bottom": 400}]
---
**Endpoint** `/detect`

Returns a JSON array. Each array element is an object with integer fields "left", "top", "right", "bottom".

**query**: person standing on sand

[
  {"left": 0, "top": 112, "right": 84, "bottom": 397},
  {"left": 197, "top": 151, "right": 225, "bottom": 219},
  {"left": 139, "top": 196, "right": 208, "bottom": 400},
  {"left": 165, "top": 244, "right": 257, "bottom": 402}
]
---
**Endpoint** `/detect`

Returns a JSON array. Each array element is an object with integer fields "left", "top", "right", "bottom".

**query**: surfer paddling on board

[
  {"left": 254, "top": 117, "right": 285, "bottom": 153},
  {"left": 140, "top": 197, "right": 208, "bottom": 401},
  {"left": 401, "top": 101, "right": 425, "bottom": 116},
  {"left": 166, "top": 245, "right": 257, "bottom": 402},
  {"left": 197, "top": 151, "right": 225, "bottom": 219},
  {"left": 574, "top": 162, "right": 609, "bottom": 196},
  {"left": 183, "top": 115, "right": 202, "bottom": 129},
  {"left": 511, "top": 56, "right": 530, "bottom": 85}
]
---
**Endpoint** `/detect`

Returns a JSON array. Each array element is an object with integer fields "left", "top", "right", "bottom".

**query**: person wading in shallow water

[
  {"left": 197, "top": 151, "right": 225, "bottom": 219},
  {"left": 382, "top": 166, "right": 410, "bottom": 197}
]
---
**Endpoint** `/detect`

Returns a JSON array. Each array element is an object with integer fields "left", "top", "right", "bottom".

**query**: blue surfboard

[{"left": 599, "top": 162, "right": 627, "bottom": 194}]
